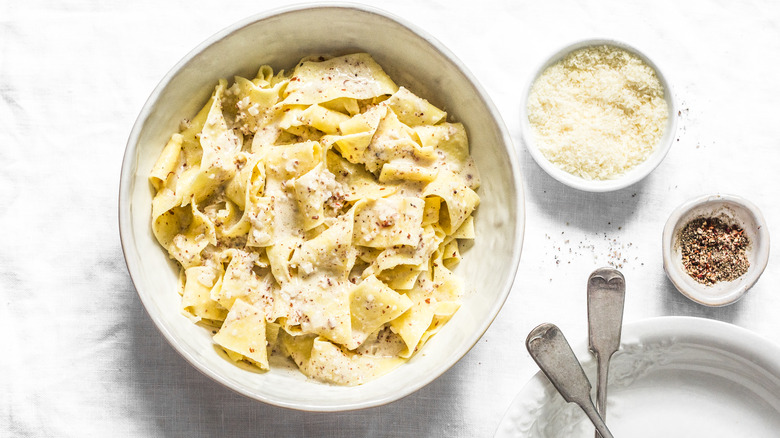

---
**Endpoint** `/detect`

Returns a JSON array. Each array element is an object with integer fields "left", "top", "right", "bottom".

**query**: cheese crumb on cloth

[{"left": 527, "top": 45, "right": 668, "bottom": 180}]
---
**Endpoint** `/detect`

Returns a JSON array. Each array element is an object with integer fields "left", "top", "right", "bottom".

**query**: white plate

[{"left": 496, "top": 317, "right": 780, "bottom": 437}]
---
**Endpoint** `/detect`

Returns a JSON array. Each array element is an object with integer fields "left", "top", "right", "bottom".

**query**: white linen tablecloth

[{"left": 2, "top": 0, "right": 780, "bottom": 436}]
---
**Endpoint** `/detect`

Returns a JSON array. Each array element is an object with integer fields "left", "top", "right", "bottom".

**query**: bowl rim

[
  {"left": 118, "top": 2, "right": 525, "bottom": 411},
  {"left": 519, "top": 37, "right": 678, "bottom": 192},
  {"left": 661, "top": 193, "right": 770, "bottom": 307}
]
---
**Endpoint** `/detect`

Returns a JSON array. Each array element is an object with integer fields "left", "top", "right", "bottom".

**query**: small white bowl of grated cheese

[{"left": 521, "top": 39, "right": 677, "bottom": 192}]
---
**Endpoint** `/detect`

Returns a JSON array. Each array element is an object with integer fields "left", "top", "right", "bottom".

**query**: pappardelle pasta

[{"left": 149, "top": 53, "right": 480, "bottom": 385}]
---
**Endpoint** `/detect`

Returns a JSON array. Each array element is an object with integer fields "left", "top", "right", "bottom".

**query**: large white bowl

[{"left": 119, "top": 4, "right": 524, "bottom": 411}]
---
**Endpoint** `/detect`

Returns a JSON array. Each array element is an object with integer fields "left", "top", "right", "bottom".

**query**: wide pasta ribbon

[{"left": 148, "top": 53, "right": 480, "bottom": 385}]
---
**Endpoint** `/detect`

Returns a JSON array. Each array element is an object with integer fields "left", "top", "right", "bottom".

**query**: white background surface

[{"left": 2, "top": 0, "right": 780, "bottom": 436}]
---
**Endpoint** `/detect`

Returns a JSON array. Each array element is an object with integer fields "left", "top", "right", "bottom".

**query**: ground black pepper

[{"left": 679, "top": 217, "right": 750, "bottom": 285}]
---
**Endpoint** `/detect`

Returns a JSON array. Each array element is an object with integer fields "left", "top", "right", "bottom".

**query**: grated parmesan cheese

[{"left": 527, "top": 45, "right": 668, "bottom": 180}]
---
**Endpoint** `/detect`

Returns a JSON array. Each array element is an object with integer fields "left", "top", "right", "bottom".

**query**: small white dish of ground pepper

[{"left": 663, "top": 194, "right": 770, "bottom": 306}]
